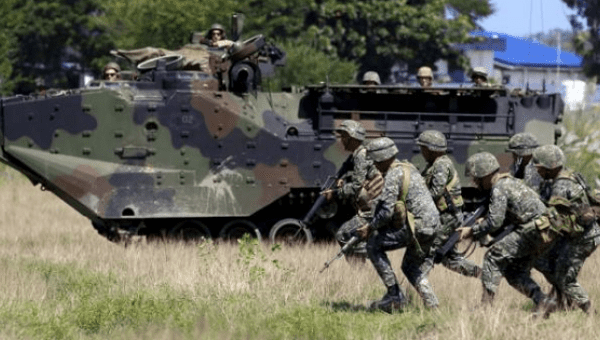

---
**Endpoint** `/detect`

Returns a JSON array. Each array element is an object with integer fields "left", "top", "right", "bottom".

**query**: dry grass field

[{"left": 0, "top": 166, "right": 599, "bottom": 340}]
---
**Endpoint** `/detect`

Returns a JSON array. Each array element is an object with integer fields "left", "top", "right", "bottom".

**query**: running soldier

[
  {"left": 322, "top": 120, "right": 378, "bottom": 262},
  {"left": 532, "top": 145, "right": 600, "bottom": 314},
  {"left": 356, "top": 137, "right": 441, "bottom": 312},
  {"left": 457, "top": 152, "right": 558, "bottom": 317},
  {"left": 506, "top": 132, "right": 542, "bottom": 192},
  {"left": 416, "top": 130, "right": 481, "bottom": 278}
]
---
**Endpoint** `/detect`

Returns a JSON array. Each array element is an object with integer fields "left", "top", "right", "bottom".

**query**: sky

[{"left": 479, "top": 0, "right": 579, "bottom": 37}]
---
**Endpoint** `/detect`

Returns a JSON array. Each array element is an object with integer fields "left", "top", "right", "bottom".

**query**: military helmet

[
  {"left": 416, "top": 130, "right": 447, "bottom": 152},
  {"left": 506, "top": 132, "right": 539, "bottom": 156},
  {"left": 362, "top": 71, "right": 381, "bottom": 85},
  {"left": 103, "top": 62, "right": 121, "bottom": 73},
  {"left": 532, "top": 145, "right": 565, "bottom": 169},
  {"left": 335, "top": 120, "right": 366, "bottom": 141},
  {"left": 208, "top": 23, "right": 226, "bottom": 38},
  {"left": 465, "top": 152, "right": 500, "bottom": 178},
  {"left": 366, "top": 137, "right": 398, "bottom": 162},
  {"left": 471, "top": 67, "right": 488, "bottom": 80},
  {"left": 417, "top": 66, "right": 433, "bottom": 79}
]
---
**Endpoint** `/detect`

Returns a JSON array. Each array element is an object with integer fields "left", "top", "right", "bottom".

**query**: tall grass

[{"left": 0, "top": 166, "right": 599, "bottom": 339}]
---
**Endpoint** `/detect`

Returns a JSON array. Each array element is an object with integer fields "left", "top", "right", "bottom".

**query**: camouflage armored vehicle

[{"left": 0, "top": 37, "right": 563, "bottom": 244}]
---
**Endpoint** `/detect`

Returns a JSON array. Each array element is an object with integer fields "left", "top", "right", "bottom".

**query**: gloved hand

[{"left": 356, "top": 224, "right": 372, "bottom": 240}]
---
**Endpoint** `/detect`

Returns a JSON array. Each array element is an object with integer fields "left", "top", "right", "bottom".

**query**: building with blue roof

[{"left": 451, "top": 31, "right": 584, "bottom": 92}]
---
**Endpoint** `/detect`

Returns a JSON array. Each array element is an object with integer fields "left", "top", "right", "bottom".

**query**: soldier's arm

[
  {"left": 339, "top": 149, "right": 369, "bottom": 199},
  {"left": 471, "top": 186, "right": 507, "bottom": 238},
  {"left": 428, "top": 161, "right": 450, "bottom": 201},
  {"left": 370, "top": 168, "right": 401, "bottom": 230}
]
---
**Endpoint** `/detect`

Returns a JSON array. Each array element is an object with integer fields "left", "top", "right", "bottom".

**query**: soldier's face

[
  {"left": 339, "top": 133, "right": 352, "bottom": 151},
  {"left": 418, "top": 77, "right": 432, "bottom": 88},
  {"left": 536, "top": 166, "right": 561, "bottom": 180},
  {"left": 473, "top": 76, "right": 486, "bottom": 85},
  {"left": 211, "top": 30, "right": 223, "bottom": 42},
  {"left": 104, "top": 69, "right": 119, "bottom": 80}
]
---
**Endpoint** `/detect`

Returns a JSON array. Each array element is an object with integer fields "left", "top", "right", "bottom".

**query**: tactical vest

[
  {"left": 355, "top": 168, "right": 384, "bottom": 211},
  {"left": 433, "top": 162, "right": 464, "bottom": 212},
  {"left": 391, "top": 161, "right": 423, "bottom": 255}
]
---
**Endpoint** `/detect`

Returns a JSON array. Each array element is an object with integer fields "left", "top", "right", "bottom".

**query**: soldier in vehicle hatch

[
  {"left": 506, "top": 132, "right": 542, "bottom": 192},
  {"left": 532, "top": 145, "right": 600, "bottom": 315},
  {"left": 362, "top": 71, "right": 381, "bottom": 86},
  {"left": 457, "top": 152, "right": 558, "bottom": 318},
  {"left": 416, "top": 130, "right": 481, "bottom": 278},
  {"left": 322, "top": 120, "right": 379, "bottom": 262},
  {"left": 205, "top": 23, "right": 234, "bottom": 49},
  {"left": 103, "top": 62, "right": 121, "bottom": 81},
  {"left": 356, "top": 137, "right": 441, "bottom": 312},
  {"left": 471, "top": 67, "right": 490, "bottom": 87},
  {"left": 417, "top": 66, "right": 433, "bottom": 88}
]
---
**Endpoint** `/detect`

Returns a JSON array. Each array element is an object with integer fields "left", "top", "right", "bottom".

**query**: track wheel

[
  {"left": 168, "top": 220, "right": 211, "bottom": 243},
  {"left": 269, "top": 218, "right": 313, "bottom": 245},
  {"left": 219, "top": 220, "right": 262, "bottom": 242}
]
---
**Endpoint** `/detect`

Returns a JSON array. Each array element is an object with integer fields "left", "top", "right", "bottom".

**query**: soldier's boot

[
  {"left": 481, "top": 289, "right": 495, "bottom": 306},
  {"left": 579, "top": 301, "right": 595, "bottom": 315},
  {"left": 369, "top": 284, "right": 407, "bottom": 313},
  {"left": 532, "top": 290, "right": 557, "bottom": 319}
]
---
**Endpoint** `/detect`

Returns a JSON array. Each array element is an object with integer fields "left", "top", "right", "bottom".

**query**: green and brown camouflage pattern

[{"left": 0, "top": 58, "right": 564, "bottom": 242}]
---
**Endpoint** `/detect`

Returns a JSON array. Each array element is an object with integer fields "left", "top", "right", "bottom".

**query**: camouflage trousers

[
  {"left": 535, "top": 222, "right": 600, "bottom": 307},
  {"left": 366, "top": 221, "right": 439, "bottom": 308},
  {"left": 335, "top": 214, "right": 369, "bottom": 256},
  {"left": 482, "top": 221, "right": 557, "bottom": 305},
  {"left": 435, "top": 212, "right": 481, "bottom": 278}
]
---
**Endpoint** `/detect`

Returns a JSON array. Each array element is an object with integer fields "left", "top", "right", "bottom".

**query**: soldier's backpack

[{"left": 554, "top": 170, "right": 599, "bottom": 225}]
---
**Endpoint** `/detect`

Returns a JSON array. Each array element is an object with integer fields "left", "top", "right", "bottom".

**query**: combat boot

[
  {"left": 481, "top": 289, "right": 495, "bottom": 305},
  {"left": 369, "top": 284, "right": 407, "bottom": 313},
  {"left": 532, "top": 297, "right": 557, "bottom": 319},
  {"left": 579, "top": 301, "right": 596, "bottom": 315}
]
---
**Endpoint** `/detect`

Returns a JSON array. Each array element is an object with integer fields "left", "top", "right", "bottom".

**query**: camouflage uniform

[
  {"left": 334, "top": 143, "right": 373, "bottom": 256},
  {"left": 512, "top": 161, "right": 543, "bottom": 193},
  {"left": 368, "top": 159, "right": 441, "bottom": 308},
  {"left": 507, "top": 132, "right": 542, "bottom": 192},
  {"left": 532, "top": 145, "right": 600, "bottom": 312},
  {"left": 471, "top": 174, "right": 555, "bottom": 306},
  {"left": 421, "top": 154, "right": 481, "bottom": 277}
]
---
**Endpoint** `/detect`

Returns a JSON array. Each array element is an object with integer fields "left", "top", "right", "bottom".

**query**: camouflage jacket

[
  {"left": 370, "top": 159, "right": 440, "bottom": 231},
  {"left": 421, "top": 155, "right": 463, "bottom": 211},
  {"left": 540, "top": 168, "right": 592, "bottom": 223},
  {"left": 510, "top": 161, "right": 542, "bottom": 193},
  {"left": 472, "top": 174, "right": 546, "bottom": 239},
  {"left": 337, "top": 144, "right": 371, "bottom": 202}
]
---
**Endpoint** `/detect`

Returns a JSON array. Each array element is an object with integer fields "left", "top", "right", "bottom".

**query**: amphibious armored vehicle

[{"left": 0, "top": 37, "right": 564, "bottom": 244}]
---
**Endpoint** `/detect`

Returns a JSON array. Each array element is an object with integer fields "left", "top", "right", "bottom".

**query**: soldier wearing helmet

[
  {"left": 206, "top": 23, "right": 234, "bottom": 48},
  {"left": 458, "top": 152, "right": 558, "bottom": 316},
  {"left": 417, "top": 130, "right": 481, "bottom": 278},
  {"left": 417, "top": 66, "right": 433, "bottom": 88},
  {"left": 356, "top": 137, "right": 441, "bottom": 312},
  {"left": 506, "top": 132, "right": 542, "bottom": 192},
  {"left": 532, "top": 145, "right": 600, "bottom": 314},
  {"left": 362, "top": 71, "right": 381, "bottom": 86},
  {"left": 322, "top": 120, "right": 373, "bottom": 262},
  {"left": 103, "top": 62, "right": 121, "bottom": 81},
  {"left": 471, "top": 67, "right": 489, "bottom": 87}
]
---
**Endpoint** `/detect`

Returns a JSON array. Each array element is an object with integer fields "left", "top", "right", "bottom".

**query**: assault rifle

[
  {"left": 302, "top": 157, "right": 352, "bottom": 225},
  {"left": 319, "top": 235, "right": 361, "bottom": 273},
  {"left": 434, "top": 204, "right": 488, "bottom": 263}
]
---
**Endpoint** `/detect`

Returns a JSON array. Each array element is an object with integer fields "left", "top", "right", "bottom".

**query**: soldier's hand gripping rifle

[
  {"left": 302, "top": 158, "right": 352, "bottom": 225},
  {"left": 319, "top": 235, "right": 361, "bottom": 273},
  {"left": 434, "top": 203, "right": 488, "bottom": 263}
]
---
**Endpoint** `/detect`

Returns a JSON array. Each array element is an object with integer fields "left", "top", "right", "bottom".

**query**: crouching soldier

[
  {"left": 532, "top": 145, "right": 600, "bottom": 314},
  {"left": 322, "top": 120, "right": 378, "bottom": 262},
  {"left": 457, "top": 152, "right": 558, "bottom": 317},
  {"left": 506, "top": 132, "right": 542, "bottom": 192},
  {"left": 416, "top": 130, "right": 481, "bottom": 278},
  {"left": 356, "top": 137, "right": 441, "bottom": 312}
]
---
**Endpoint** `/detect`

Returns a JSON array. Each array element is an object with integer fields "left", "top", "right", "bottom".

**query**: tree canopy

[{"left": 562, "top": 0, "right": 600, "bottom": 81}]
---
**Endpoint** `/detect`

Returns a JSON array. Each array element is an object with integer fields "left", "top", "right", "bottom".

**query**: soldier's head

[
  {"left": 366, "top": 137, "right": 398, "bottom": 173},
  {"left": 417, "top": 66, "right": 433, "bottom": 88},
  {"left": 506, "top": 132, "right": 539, "bottom": 165},
  {"left": 362, "top": 71, "right": 381, "bottom": 86},
  {"left": 335, "top": 120, "right": 366, "bottom": 151},
  {"left": 208, "top": 23, "right": 226, "bottom": 44},
  {"left": 103, "top": 62, "right": 121, "bottom": 80},
  {"left": 532, "top": 145, "right": 565, "bottom": 179},
  {"left": 416, "top": 130, "right": 447, "bottom": 161},
  {"left": 471, "top": 67, "right": 488, "bottom": 85},
  {"left": 465, "top": 152, "right": 500, "bottom": 190}
]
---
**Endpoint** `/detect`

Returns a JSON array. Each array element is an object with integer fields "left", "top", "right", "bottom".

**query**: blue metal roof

[{"left": 470, "top": 31, "right": 582, "bottom": 68}]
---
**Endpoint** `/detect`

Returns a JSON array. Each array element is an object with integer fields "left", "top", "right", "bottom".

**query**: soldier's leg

[
  {"left": 335, "top": 215, "right": 368, "bottom": 262},
  {"left": 441, "top": 248, "right": 482, "bottom": 278},
  {"left": 366, "top": 227, "right": 411, "bottom": 311},
  {"left": 401, "top": 241, "right": 438, "bottom": 309}
]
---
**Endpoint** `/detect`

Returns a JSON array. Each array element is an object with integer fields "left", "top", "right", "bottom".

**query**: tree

[{"left": 562, "top": 0, "right": 600, "bottom": 81}]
